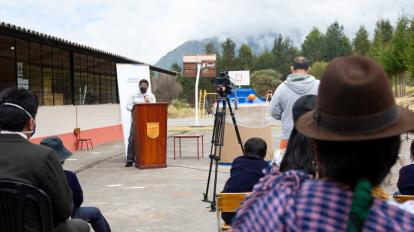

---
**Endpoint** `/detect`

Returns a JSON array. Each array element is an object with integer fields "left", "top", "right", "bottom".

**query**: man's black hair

[
  {"left": 244, "top": 137, "right": 267, "bottom": 159},
  {"left": 292, "top": 56, "right": 309, "bottom": 70},
  {"left": 0, "top": 87, "right": 39, "bottom": 131},
  {"left": 317, "top": 136, "right": 400, "bottom": 188},
  {"left": 280, "top": 94, "right": 317, "bottom": 175},
  {"left": 139, "top": 79, "right": 149, "bottom": 85},
  {"left": 411, "top": 140, "right": 414, "bottom": 159}
]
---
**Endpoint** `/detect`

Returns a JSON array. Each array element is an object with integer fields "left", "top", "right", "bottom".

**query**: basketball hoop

[{"left": 183, "top": 54, "right": 217, "bottom": 126}]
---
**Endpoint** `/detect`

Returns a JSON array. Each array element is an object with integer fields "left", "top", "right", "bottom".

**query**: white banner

[
  {"left": 116, "top": 64, "right": 151, "bottom": 158},
  {"left": 228, "top": 70, "right": 250, "bottom": 86}
]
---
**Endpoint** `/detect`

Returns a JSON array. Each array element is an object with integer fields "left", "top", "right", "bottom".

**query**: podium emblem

[{"left": 146, "top": 122, "right": 160, "bottom": 139}]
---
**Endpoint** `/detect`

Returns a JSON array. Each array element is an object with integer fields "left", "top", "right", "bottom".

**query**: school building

[{"left": 0, "top": 22, "right": 176, "bottom": 151}]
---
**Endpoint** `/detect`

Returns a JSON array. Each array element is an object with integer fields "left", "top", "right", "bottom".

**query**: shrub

[
  {"left": 168, "top": 99, "right": 194, "bottom": 118},
  {"left": 309, "top": 61, "right": 328, "bottom": 79},
  {"left": 250, "top": 69, "right": 283, "bottom": 97},
  {"left": 151, "top": 74, "right": 182, "bottom": 103}
]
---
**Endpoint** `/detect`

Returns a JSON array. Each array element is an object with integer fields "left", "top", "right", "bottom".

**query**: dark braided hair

[{"left": 317, "top": 136, "right": 400, "bottom": 231}]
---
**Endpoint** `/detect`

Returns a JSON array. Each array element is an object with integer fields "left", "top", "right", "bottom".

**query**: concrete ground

[
  {"left": 62, "top": 118, "right": 413, "bottom": 231},
  {"left": 64, "top": 130, "right": 229, "bottom": 232}
]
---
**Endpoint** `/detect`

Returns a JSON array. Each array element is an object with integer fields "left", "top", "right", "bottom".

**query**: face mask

[
  {"left": 140, "top": 87, "right": 147, "bottom": 93},
  {"left": 1, "top": 103, "right": 36, "bottom": 138}
]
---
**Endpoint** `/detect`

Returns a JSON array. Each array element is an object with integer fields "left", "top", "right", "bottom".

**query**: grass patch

[{"left": 168, "top": 99, "right": 194, "bottom": 118}]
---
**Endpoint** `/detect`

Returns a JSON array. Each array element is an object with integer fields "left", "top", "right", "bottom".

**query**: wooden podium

[{"left": 132, "top": 103, "right": 168, "bottom": 169}]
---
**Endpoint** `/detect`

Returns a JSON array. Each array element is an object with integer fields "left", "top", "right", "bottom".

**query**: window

[
  {"left": 52, "top": 47, "right": 64, "bottom": 105},
  {"left": 16, "top": 39, "right": 29, "bottom": 90},
  {"left": 9, "top": 37, "right": 120, "bottom": 105},
  {"left": 109, "top": 63, "right": 118, "bottom": 103},
  {"left": 0, "top": 35, "right": 16, "bottom": 90},
  {"left": 28, "top": 42, "right": 42, "bottom": 102},
  {"left": 62, "top": 51, "right": 72, "bottom": 105},
  {"left": 42, "top": 45, "right": 53, "bottom": 105}
]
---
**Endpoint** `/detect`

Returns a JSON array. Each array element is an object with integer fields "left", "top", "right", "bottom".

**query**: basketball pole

[{"left": 195, "top": 63, "right": 201, "bottom": 126}]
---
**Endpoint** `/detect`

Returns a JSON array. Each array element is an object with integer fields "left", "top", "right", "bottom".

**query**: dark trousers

[
  {"left": 72, "top": 206, "right": 111, "bottom": 232},
  {"left": 127, "top": 121, "right": 135, "bottom": 163}
]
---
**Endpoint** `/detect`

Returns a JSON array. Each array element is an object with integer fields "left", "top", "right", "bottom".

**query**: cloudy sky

[{"left": 1, "top": 0, "right": 413, "bottom": 65}]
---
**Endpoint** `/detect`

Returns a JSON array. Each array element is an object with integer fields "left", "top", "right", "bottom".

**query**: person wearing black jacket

[
  {"left": 221, "top": 137, "right": 270, "bottom": 224},
  {"left": 0, "top": 87, "right": 89, "bottom": 232},
  {"left": 397, "top": 140, "right": 414, "bottom": 195},
  {"left": 41, "top": 136, "right": 111, "bottom": 232}
]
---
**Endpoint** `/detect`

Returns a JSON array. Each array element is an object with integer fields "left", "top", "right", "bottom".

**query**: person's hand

[{"left": 144, "top": 96, "right": 150, "bottom": 103}]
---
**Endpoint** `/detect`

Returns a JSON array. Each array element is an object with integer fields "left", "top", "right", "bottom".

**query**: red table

[{"left": 173, "top": 134, "right": 204, "bottom": 159}]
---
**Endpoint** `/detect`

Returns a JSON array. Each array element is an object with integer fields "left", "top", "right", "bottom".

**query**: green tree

[
  {"left": 376, "top": 19, "right": 394, "bottom": 43},
  {"left": 301, "top": 27, "right": 324, "bottom": 63},
  {"left": 204, "top": 41, "right": 224, "bottom": 72},
  {"left": 369, "top": 19, "right": 394, "bottom": 61},
  {"left": 323, "top": 22, "right": 352, "bottom": 61},
  {"left": 406, "top": 19, "right": 414, "bottom": 80},
  {"left": 221, "top": 38, "right": 236, "bottom": 70},
  {"left": 204, "top": 41, "right": 217, "bottom": 54},
  {"left": 382, "top": 17, "right": 409, "bottom": 96},
  {"left": 177, "top": 76, "right": 213, "bottom": 105},
  {"left": 272, "top": 34, "right": 299, "bottom": 76},
  {"left": 237, "top": 43, "right": 254, "bottom": 70},
  {"left": 309, "top": 61, "right": 328, "bottom": 79},
  {"left": 170, "top": 62, "right": 182, "bottom": 73},
  {"left": 250, "top": 69, "right": 282, "bottom": 97},
  {"left": 352, "top": 26, "right": 371, "bottom": 55},
  {"left": 254, "top": 49, "right": 274, "bottom": 71}
]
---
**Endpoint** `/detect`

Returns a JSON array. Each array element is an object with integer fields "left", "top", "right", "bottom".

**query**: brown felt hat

[{"left": 296, "top": 56, "right": 414, "bottom": 141}]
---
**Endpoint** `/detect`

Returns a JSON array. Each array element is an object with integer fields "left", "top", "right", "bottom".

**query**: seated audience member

[
  {"left": 231, "top": 56, "right": 414, "bottom": 231},
  {"left": 279, "top": 95, "right": 316, "bottom": 176},
  {"left": 397, "top": 140, "right": 414, "bottom": 195},
  {"left": 41, "top": 136, "right": 111, "bottom": 232},
  {"left": 221, "top": 137, "right": 270, "bottom": 225},
  {"left": 0, "top": 87, "right": 89, "bottom": 232}
]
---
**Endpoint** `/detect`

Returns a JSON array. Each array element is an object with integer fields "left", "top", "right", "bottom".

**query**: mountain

[
  {"left": 155, "top": 38, "right": 220, "bottom": 70},
  {"left": 155, "top": 33, "right": 278, "bottom": 70}
]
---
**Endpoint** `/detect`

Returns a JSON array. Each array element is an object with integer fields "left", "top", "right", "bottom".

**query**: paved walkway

[
  {"left": 64, "top": 131, "right": 230, "bottom": 232},
  {"left": 62, "top": 118, "right": 413, "bottom": 231}
]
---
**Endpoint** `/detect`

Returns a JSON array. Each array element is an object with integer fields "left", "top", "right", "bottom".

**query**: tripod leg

[
  {"left": 210, "top": 100, "right": 227, "bottom": 211},
  {"left": 211, "top": 145, "right": 222, "bottom": 212},
  {"left": 203, "top": 98, "right": 224, "bottom": 202},
  {"left": 226, "top": 96, "right": 244, "bottom": 153}
]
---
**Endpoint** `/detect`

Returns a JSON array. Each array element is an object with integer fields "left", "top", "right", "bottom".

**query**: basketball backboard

[{"left": 183, "top": 54, "right": 216, "bottom": 77}]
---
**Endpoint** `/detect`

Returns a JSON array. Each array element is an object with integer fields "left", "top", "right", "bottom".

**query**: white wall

[{"left": 33, "top": 104, "right": 121, "bottom": 138}]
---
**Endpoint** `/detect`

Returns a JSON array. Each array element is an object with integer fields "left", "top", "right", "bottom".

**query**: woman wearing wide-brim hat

[{"left": 231, "top": 56, "right": 414, "bottom": 232}]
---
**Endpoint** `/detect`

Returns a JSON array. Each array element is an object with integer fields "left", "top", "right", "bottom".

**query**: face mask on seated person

[{"left": 1, "top": 102, "right": 36, "bottom": 138}]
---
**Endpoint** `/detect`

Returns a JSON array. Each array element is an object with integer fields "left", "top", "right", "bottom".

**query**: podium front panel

[{"left": 132, "top": 103, "right": 168, "bottom": 169}]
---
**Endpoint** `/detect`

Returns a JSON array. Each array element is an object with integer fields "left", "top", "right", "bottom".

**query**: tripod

[{"left": 202, "top": 94, "right": 244, "bottom": 212}]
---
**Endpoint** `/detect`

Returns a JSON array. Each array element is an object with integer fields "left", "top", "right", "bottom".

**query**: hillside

[{"left": 155, "top": 33, "right": 278, "bottom": 70}]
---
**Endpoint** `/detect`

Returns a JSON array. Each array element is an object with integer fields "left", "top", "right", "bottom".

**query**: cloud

[{"left": 1, "top": 0, "right": 413, "bottom": 64}]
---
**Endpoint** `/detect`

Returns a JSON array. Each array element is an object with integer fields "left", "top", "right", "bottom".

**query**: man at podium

[{"left": 125, "top": 79, "right": 156, "bottom": 167}]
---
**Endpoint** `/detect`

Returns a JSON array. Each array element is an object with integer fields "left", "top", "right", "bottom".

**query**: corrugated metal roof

[{"left": 0, "top": 22, "right": 177, "bottom": 76}]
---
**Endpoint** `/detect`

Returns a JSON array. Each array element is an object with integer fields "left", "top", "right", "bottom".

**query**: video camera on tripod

[
  {"left": 211, "top": 71, "right": 233, "bottom": 96},
  {"left": 202, "top": 71, "right": 244, "bottom": 212}
]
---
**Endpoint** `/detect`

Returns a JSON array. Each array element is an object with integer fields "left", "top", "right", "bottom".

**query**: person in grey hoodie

[{"left": 270, "top": 56, "right": 319, "bottom": 149}]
